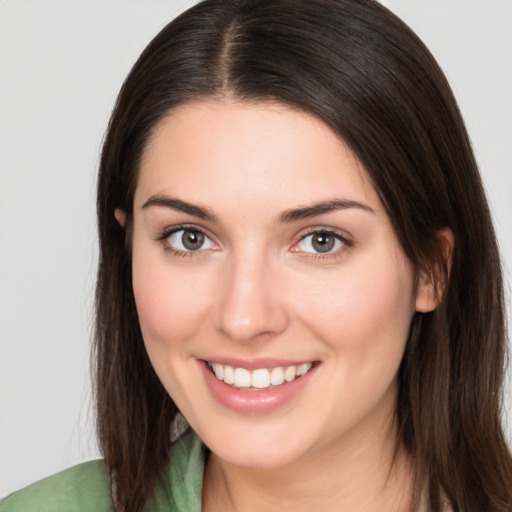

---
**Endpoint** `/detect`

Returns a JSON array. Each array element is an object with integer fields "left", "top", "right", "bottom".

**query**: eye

[
  {"left": 295, "top": 231, "right": 346, "bottom": 254},
  {"left": 166, "top": 228, "right": 216, "bottom": 252}
]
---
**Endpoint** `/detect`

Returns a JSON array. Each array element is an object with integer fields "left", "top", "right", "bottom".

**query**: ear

[
  {"left": 415, "top": 228, "right": 454, "bottom": 313},
  {"left": 114, "top": 208, "right": 127, "bottom": 228}
]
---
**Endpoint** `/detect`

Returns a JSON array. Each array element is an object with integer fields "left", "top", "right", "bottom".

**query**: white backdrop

[{"left": 1, "top": 0, "right": 511, "bottom": 498}]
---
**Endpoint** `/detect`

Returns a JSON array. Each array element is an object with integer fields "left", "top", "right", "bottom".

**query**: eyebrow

[
  {"left": 277, "top": 199, "right": 375, "bottom": 223},
  {"left": 141, "top": 194, "right": 220, "bottom": 222},
  {"left": 141, "top": 194, "right": 375, "bottom": 224}
]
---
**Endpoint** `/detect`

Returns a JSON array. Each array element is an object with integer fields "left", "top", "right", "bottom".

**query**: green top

[
  {"left": 0, "top": 430, "right": 204, "bottom": 512},
  {"left": 2, "top": 431, "right": 440, "bottom": 511}
]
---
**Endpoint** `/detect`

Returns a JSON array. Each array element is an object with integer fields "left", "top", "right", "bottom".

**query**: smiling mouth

[{"left": 205, "top": 361, "right": 315, "bottom": 390}]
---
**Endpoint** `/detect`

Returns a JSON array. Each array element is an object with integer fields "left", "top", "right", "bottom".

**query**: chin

[
  {"left": 213, "top": 443, "right": 307, "bottom": 470},
  {"left": 197, "top": 420, "right": 317, "bottom": 470}
]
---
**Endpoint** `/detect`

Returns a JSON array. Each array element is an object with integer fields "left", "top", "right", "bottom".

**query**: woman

[{"left": 2, "top": 0, "right": 511, "bottom": 511}]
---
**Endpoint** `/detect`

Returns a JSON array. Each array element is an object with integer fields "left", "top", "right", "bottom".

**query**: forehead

[{"left": 135, "top": 99, "right": 378, "bottom": 213}]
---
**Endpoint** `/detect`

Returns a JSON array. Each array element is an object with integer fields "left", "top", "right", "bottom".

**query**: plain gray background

[{"left": 1, "top": 0, "right": 511, "bottom": 497}]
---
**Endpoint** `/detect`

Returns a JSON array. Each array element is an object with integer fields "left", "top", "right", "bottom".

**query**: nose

[{"left": 214, "top": 250, "right": 289, "bottom": 344}]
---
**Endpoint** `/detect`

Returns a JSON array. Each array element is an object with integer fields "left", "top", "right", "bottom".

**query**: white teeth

[
  {"left": 251, "top": 369, "right": 270, "bottom": 389},
  {"left": 208, "top": 361, "right": 314, "bottom": 390},
  {"left": 284, "top": 366, "right": 296, "bottom": 382},
  {"left": 270, "top": 367, "right": 285, "bottom": 386},
  {"left": 212, "top": 363, "right": 224, "bottom": 380},
  {"left": 296, "top": 363, "right": 312, "bottom": 377},
  {"left": 223, "top": 365, "right": 235, "bottom": 384},
  {"left": 234, "top": 368, "right": 251, "bottom": 388}
]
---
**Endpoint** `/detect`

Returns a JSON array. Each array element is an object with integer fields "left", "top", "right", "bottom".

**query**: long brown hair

[{"left": 94, "top": 0, "right": 512, "bottom": 510}]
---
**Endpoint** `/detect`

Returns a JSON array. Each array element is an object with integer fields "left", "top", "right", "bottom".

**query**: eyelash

[
  {"left": 155, "top": 225, "right": 353, "bottom": 259},
  {"left": 293, "top": 228, "right": 353, "bottom": 260},
  {"left": 155, "top": 224, "right": 215, "bottom": 258}
]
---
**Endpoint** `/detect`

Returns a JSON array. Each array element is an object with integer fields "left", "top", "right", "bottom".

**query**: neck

[{"left": 202, "top": 409, "right": 414, "bottom": 512}]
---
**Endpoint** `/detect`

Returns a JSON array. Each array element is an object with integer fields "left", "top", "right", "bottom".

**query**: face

[{"left": 130, "top": 100, "right": 427, "bottom": 469}]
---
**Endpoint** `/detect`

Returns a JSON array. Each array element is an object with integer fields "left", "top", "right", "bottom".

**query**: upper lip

[{"left": 200, "top": 357, "right": 317, "bottom": 370}]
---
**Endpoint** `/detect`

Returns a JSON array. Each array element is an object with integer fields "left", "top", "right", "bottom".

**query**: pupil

[
  {"left": 182, "top": 230, "right": 204, "bottom": 250},
  {"left": 312, "top": 233, "right": 334, "bottom": 253}
]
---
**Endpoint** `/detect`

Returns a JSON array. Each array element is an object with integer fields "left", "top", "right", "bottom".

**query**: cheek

[
  {"left": 132, "top": 254, "right": 216, "bottom": 423},
  {"left": 132, "top": 249, "right": 212, "bottom": 350},
  {"left": 294, "top": 253, "right": 416, "bottom": 357}
]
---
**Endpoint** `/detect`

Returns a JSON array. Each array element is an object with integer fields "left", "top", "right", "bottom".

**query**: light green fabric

[
  {"left": 0, "top": 430, "right": 204, "bottom": 512},
  {"left": 1, "top": 431, "right": 442, "bottom": 511}
]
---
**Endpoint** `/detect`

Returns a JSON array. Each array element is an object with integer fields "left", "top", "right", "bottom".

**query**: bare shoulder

[{"left": 0, "top": 461, "right": 113, "bottom": 512}]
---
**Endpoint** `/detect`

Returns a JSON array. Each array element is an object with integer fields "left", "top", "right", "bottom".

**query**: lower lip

[{"left": 199, "top": 361, "right": 317, "bottom": 414}]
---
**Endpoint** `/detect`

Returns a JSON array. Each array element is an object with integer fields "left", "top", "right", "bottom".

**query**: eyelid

[
  {"left": 291, "top": 227, "right": 353, "bottom": 256},
  {"left": 155, "top": 223, "right": 352, "bottom": 258},
  {"left": 155, "top": 223, "right": 219, "bottom": 255}
]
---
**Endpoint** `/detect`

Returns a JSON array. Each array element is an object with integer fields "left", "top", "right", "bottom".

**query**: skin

[{"left": 119, "top": 99, "right": 439, "bottom": 511}]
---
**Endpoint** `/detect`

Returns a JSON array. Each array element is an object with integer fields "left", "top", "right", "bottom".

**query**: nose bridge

[{"left": 215, "top": 242, "right": 288, "bottom": 343}]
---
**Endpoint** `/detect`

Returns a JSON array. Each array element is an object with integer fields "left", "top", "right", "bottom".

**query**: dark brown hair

[{"left": 94, "top": 0, "right": 512, "bottom": 510}]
